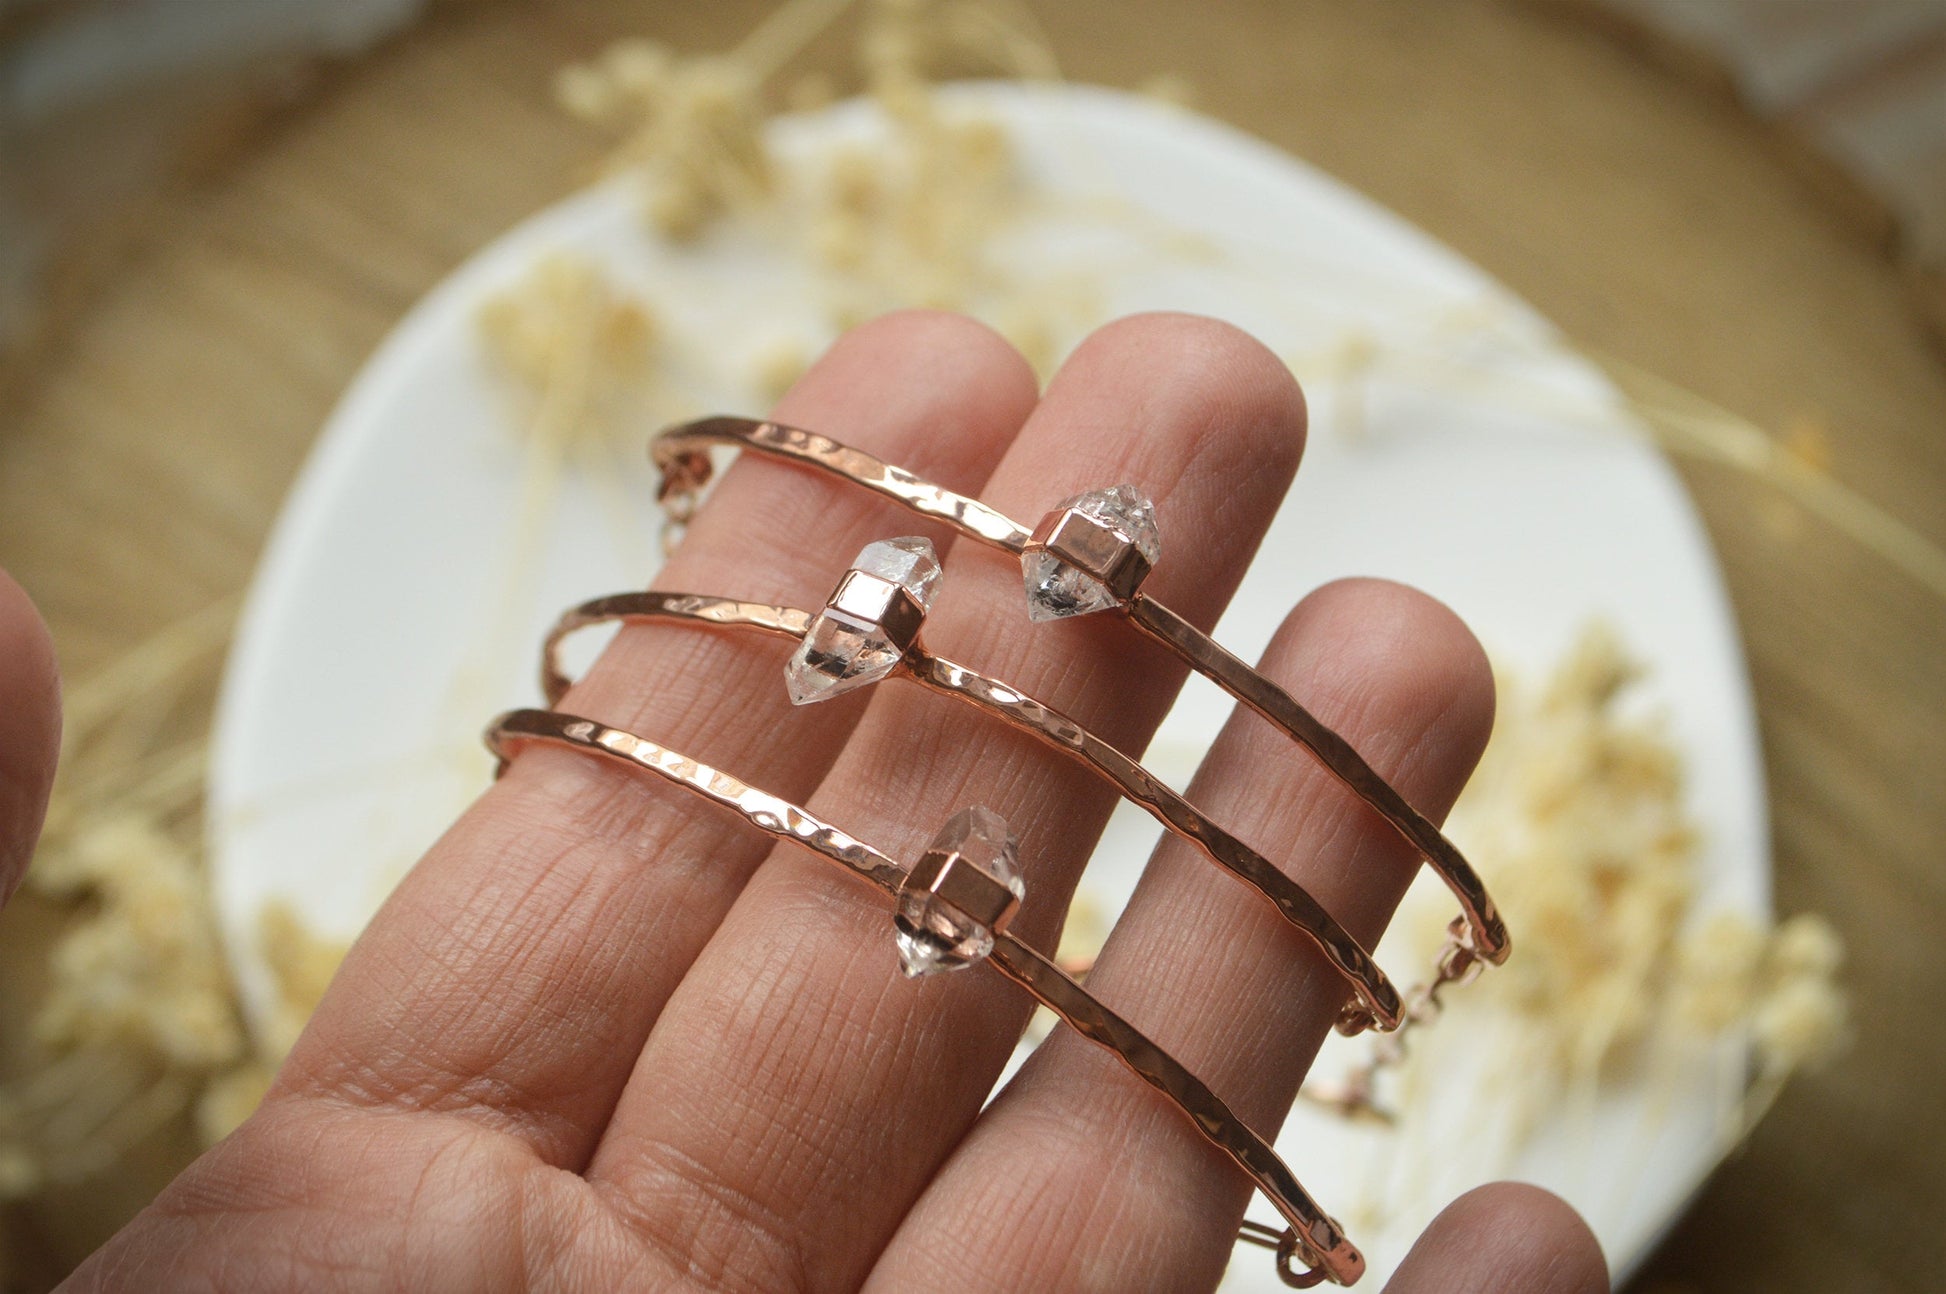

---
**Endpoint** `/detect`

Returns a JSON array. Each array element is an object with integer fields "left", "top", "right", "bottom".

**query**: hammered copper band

[
  {"left": 651, "top": 415, "right": 1508, "bottom": 967},
  {"left": 485, "top": 707, "right": 1364, "bottom": 1288},
  {"left": 540, "top": 590, "right": 1403, "bottom": 1033}
]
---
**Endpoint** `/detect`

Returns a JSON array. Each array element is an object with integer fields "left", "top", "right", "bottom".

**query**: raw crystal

[
  {"left": 895, "top": 806, "right": 1025, "bottom": 977},
  {"left": 785, "top": 611, "right": 901, "bottom": 704},
  {"left": 855, "top": 535, "right": 942, "bottom": 604},
  {"left": 785, "top": 537, "right": 940, "bottom": 705},
  {"left": 892, "top": 925, "right": 954, "bottom": 978},
  {"left": 1022, "top": 484, "right": 1161, "bottom": 622}
]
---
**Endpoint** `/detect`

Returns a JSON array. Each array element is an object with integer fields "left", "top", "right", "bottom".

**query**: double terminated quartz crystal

[
  {"left": 781, "top": 538, "right": 1025, "bottom": 978},
  {"left": 1022, "top": 484, "right": 1161, "bottom": 621},
  {"left": 785, "top": 536, "right": 941, "bottom": 705},
  {"left": 895, "top": 806, "right": 1026, "bottom": 977},
  {"left": 781, "top": 495, "right": 1159, "bottom": 975}
]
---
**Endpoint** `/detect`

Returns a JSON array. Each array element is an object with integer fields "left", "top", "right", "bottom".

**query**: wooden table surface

[{"left": 2, "top": 1, "right": 1942, "bottom": 1288}]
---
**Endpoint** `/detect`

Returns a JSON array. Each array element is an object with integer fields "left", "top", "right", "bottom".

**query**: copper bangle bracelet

[
  {"left": 540, "top": 541, "right": 1401, "bottom": 1033},
  {"left": 485, "top": 706, "right": 1364, "bottom": 1288},
  {"left": 651, "top": 416, "right": 1509, "bottom": 974}
]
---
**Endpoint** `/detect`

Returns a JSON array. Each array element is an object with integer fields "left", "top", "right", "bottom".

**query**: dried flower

[
  {"left": 557, "top": 40, "right": 772, "bottom": 239},
  {"left": 1348, "top": 624, "right": 1848, "bottom": 1149},
  {"left": 255, "top": 902, "right": 352, "bottom": 1065},
  {"left": 1673, "top": 913, "right": 1767, "bottom": 1031},
  {"left": 1768, "top": 912, "right": 1844, "bottom": 979},
  {"left": 1752, "top": 976, "right": 1848, "bottom": 1073},
  {"left": 32, "top": 817, "right": 244, "bottom": 1070},
  {"left": 557, "top": 0, "right": 1083, "bottom": 371},
  {"left": 477, "top": 254, "right": 658, "bottom": 420}
]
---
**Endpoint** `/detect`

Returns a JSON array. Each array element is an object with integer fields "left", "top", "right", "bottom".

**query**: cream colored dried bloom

[
  {"left": 32, "top": 817, "right": 245, "bottom": 1071},
  {"left": 1541, "top": 618, "right": 1636, "bottom": 710},
  {"left": 603, "top": 39, "right": 677, "bottom": 99},
  {"left": 256, "top": 902, "right": 352, "bottom": 1064},
  {"left": 1752, "top": 976, "right": 1848, "bottom": 1073},
  {"left": 1438, "top": 626, "right": 1701, "bottom": 1075},
  {"left": 586, "top": 0, "right": 1033, "bottom": 320},
  {"left": 552, "top": 2, "right": 1076, "bottom": 361},
  {"left": 805, "top": 99, "right": 1022, "bottom": 321},
  {"left": 1767, "top": 912, "right": 1844, "bottom": 979},
  {"left": 477, "top": 254, "right": 657, "bottom": 404},
  {"left": 555, "top": 62, "right": 624, "bottom": 123},
  {"left": 1672, "top": 912, "right": 1767, "bottom": 1030},
  {"left": 558, "top": 39, "right": 772, "bottom": 239},
  {"left": 1365, "top": 621, "right": 1849, "bottom": 1150},
  {"left": 1, "top": 786, "right": 252, "bottom": 1201}
]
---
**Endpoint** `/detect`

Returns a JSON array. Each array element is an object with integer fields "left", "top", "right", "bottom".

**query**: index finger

[{"left": 278, "top": 312, "right": 1039, "bottom": 1168}]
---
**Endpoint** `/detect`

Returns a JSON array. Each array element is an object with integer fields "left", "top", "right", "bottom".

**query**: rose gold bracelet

[
  {"left": 540, "top": 538, "right": 1401, "bottom": 1033},
  {"left": 486, "top": 706, "right": 1364, "bottom": 1287},
  {"left": 652, "top": 417, "right": 1509, "bottom": 988}
]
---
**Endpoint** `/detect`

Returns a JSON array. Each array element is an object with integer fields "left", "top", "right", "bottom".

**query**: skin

[
  {"left": 0, "top": 568, "right": 60, "bottom": 908},
  {"left": 5, "top": 311, "right": 1607, "bottom": 1293}
]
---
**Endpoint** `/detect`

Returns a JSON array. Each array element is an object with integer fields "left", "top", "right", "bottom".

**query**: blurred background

[{"left": 2, "top": 1, "right": 1944, "bottom": 1290}]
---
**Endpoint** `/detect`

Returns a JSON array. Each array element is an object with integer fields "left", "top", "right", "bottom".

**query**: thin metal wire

[
  {"left": 485, "top": 707, "right": 1362, "bottom": 1287},
  {"left": 1301, "top": 921, "right": 1486, "bottom": 1123},
  {"left": 651, "top": 415, "right": 1509, "bottom": 977},
  {"left": 540, "top": 590, "right": 1401, "bottom": 1032},
  {"left": 1128, "top": 595, "right": 1507, "bottom": 963},
  {"left": 640, "top": 412, "right": 1525, "bottom": 1249},
  {"left": 654, "top": 416, "right": 1031, "bottom": 548}
]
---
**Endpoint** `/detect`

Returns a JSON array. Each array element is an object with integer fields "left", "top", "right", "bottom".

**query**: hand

[{"left": 30, "top": 312, "right": 1604, "bottom": 1292}]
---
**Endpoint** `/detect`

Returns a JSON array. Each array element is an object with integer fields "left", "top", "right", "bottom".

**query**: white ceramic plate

[{"left": 209, "top": 83, "right": 1768, "bottom": 1287}]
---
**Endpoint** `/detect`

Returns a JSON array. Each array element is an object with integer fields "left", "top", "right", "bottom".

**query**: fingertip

[
  {"left": 1273, "top": 576, "right": 1496, "bottom": 816},
  {"left": 0, "top": 567, "right": 61, "bottom": 904},
  {"left": 1387, "top": 1183, "right": 1608, "bottom": 1294},
  {"left": 653, "top": 308, "right": 1040, "bottom": 612},
  {"left": 777, "top": 309, "right": 1041, "bottom": 477},
  {"left": 1059, "top": 311, "right": 1308, "bottom": 485},
  {"left": 1021, "top": 311, "right": 1307, "bottom": 597}
]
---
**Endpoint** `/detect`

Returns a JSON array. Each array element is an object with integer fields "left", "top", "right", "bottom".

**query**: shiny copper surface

[
  {"left": 651, "top": 416, "right": 1509, "bottom": 975},
  {"left": 484, "top": 707, "right": 1363, "bottom": 1286},
  {"left": 540, "top": 590, "right": 1403, "bottom": 1032},
  {"left": 653, "top": 416, "right": 1031, "bottom": 549},
  {"left": 1128, "top": 595, "right": 1508, "bottom": 963}
]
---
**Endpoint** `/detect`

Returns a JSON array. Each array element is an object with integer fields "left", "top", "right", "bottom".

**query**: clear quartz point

[
  {"left": 785, "top": 537, "right": 940, "bottom": 705},
  {"left": 856, "top": 535, "right": 942, "bottom": 604},
  {"left": 1022, "top": 484, "right": 1161, "bottom": 621},
  {"left": 895, "top": 806, "right": 1025, "bottom": 977}
]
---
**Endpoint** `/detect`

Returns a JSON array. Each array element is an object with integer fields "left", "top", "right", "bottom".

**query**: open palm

[{"left": 8, "top": 311, "right": 1604, "bottom": 1292}]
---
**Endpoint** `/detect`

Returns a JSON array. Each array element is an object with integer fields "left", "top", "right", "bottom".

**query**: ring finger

[{"left": 872, "top": 578, "right": 1496, "bottom": 1291}]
